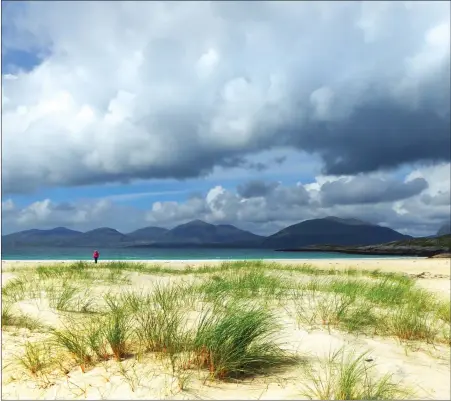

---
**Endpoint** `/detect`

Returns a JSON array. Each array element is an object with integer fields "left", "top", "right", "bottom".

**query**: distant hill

[
  {"left": 126, "top": 227, "right": 169, "bottom": 243},
  {"left": 262, "top": 217, "right": 410, "bottom": 248},
  {"left": 437, "top": 222, "right": 451, "bottom": 236},
  {"left": 69, "top": 228, "right": 128, "bottom": 247},
  {"left": 2, "top": 227, "right": 82, "bottom": 247},
  {"left": 322, "top": 216, "right": 373, "bottom": 226},
  {"left": 279, "top": 234, "right": 451, "bottom": 257},
  {"left": 2, "top": 216, "right": 413, "bottom": 249},
  {"left": 2, "top": 220, "right": 264, "bottom": 248},
  {"left": 158, "top": 220, "right": 264, "bottom": 245}
]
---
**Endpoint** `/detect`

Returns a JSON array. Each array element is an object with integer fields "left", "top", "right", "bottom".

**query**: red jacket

[{"left": 93, "top": 251, "right": 99, "bottom": 258}]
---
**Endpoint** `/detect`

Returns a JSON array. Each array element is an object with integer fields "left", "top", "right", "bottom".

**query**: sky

[{"left": 1, "top": 1, "right": 450, "bottom": 237}]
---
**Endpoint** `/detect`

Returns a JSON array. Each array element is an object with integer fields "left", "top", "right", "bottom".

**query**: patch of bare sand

[
  {"left": 1, "top": 272, "right": 18, "bottom": 286},
  {"left": 415, "top": 278, "right": 450, "bottom": 297}
]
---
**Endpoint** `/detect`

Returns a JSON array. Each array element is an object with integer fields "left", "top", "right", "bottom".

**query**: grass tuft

[
  {"left": 191, "top": 301, "right": 289, "bottom": 380},
  {"left": 386, "top": 307, "right": 439, "bottom": 343},
  {"left": 52, "top": 326, "right": 93, "bottom": 372},
  {"left": 49, "top": 285, "right": 78, "bottom": 311},
  {"left": 104, "top": 304, "right": 134, "bottom": 360},
  {"left": 435, "top": 300, "right": 451, "bottom": 323},
  {"left": 134, "top": 284, "right": 188, "bottom": 354},
  {"left": 2, "top": 276, "right": 38, "bottom": 303},
  {"left": 2, "top": 303, "right": 46, "bottom": 331},
  {"left": 85, "top": 317, "right": 110, "bottom": 361},
  {"left": 196, "top": 270, "right": 289, "bottom": 302},
  {"left": 301, "top": 347, "right": 412, "bottom": 400},
  {"left": 316, "top": 294, "right": 356, "bottom": 329},
  {"left": 17, "top": 342, "right": 52, "bottom": 375}
]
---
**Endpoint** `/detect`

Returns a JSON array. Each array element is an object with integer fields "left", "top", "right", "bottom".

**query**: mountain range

[{"left": 2, "top": 216, "right": 413, "bottom": 249}]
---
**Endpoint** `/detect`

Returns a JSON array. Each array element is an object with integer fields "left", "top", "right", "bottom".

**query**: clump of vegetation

[
  {"left": 291, "top": 276, "right": 448, "bottom": 344},
  {"left": 435, "top": 299, "right": 451, "bottom": 324},
  {"left": 385, "top": 307, "right": 439, "bottom": 343},
  {"left": 289, "top": 289, "right": 379, "bottom": 335},
  {"left": 49, "top": 285, "right": 78, "bottom": 310},
  {"left": 36, "top": 265, "right": 67, "bottom": 280},
  {"left": 196, "top": 270, "right": 289, "bottom": 301},
  {"left": 190, "top": 301, "right": 289, "bottom": 380},
  {"left": 2, "top": 306, "right": 45, "bottom": 332},
  {"left": 324, "top": 277, "right": 430, "bottom": 310},
  {"left": 134, "top": 285, "right": 187, "bottom": 354},
  {"left": 85, "top": 317, "right": 110, "bottom": 361},
  {"left": 104, "top": 307, "right": 133, "bottom": 360},
  {"left": 17, "top": 342, "right": 53, "bottom": 375},
  {"left": 120, "top": 290, "right": 152, "bottom": 313},
  {"left": 316, "top": 294, "right": 356, "bottom": 329},
  {"left": 2, "top": 276, "right": 38, "bottom": 303},
  {"left": 340, "top": 303, "right": 379, "bottom": 334},
  {"left": 301, "top": 347, "right": 412, "bottom": 400},
  {"left": 52, "top": 325, "right": 94, "bottom": 372},
  {"left": 47, "top": 285, "right": 98, "bottom": 314}
]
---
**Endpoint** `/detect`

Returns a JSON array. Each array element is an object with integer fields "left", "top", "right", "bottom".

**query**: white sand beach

[
  {"left": 3, "top": 257, "right": 451, "bottom": 275},
  {"left": 2, "top": 258, "right": 450, "bottom": 400}
]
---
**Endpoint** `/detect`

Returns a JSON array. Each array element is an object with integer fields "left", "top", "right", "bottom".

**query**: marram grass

[
  {"left": 300, "top": 347, "right": 412, "bottom": 400},
  {"left": 16, "top": 342, "right": 53, "bottom": 375},
  {"left": 190, "top": 301, "right": 292, "bottom": 379}
]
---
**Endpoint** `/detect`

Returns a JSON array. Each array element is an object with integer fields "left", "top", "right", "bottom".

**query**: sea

[{"left": 1, "top": 246, "right": 411, "bottom": 261}]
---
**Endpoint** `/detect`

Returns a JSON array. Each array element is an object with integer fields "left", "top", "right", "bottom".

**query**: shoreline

[
  {"left": 2, "top": 257, "right": 450, "bottom": 277},
  {"left": 2, "top": 256, "right": 424, "bottom": 263},
  {"left": 276, "top": 248, "right": 450, "bottom": 257}
]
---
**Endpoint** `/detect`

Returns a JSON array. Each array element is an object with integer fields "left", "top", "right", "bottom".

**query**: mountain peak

[
  {"left": 85, "top": 227, "right": 123, "bottom": 234},
  {"left": 263, "top": 217, "right": 409, "bottom": 248},
  {"left": 323, "top": 216, "right": 371, "bottom": 226},
  {"left": 181, "top": 219, "right": 212, "bottom": 227},
  {"left": 163, "top": 220, "right": 262, "bottom": 244},
  {"left": 51, "top": 226, "right": 79, "bottom": 233}
]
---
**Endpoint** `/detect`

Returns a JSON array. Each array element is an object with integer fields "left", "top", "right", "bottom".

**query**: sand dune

[{"left": 2, "top": 258, "right": 450, "bottom": 400}]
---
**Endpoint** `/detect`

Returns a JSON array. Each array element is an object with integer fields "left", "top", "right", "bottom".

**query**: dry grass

[{"left": 15, "top": 341, "right": 56, "bottom": 376}]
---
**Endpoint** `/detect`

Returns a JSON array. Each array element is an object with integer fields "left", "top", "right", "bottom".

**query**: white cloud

[
  {"left": 1, "top": 199, "right": 15, "bottom": 212},
  {"left": 2, "top": 1, "right": 449, "bottom": 193},
  {"left": 405, "top": 163, "right": 451, "bottom": 195},
  {"left": 3, "top": 74, "right": 18, "bottom": 81},
  {"left": 196, "top": 48, "right": 220, "bottom": 79},
  {"left": 3, "top": 166, "right": 449, "bottom": 237}
]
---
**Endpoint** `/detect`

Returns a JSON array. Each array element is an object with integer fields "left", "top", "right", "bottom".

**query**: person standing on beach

[{"left": 93, "top": 250, "right": 99, "bottom": 264}]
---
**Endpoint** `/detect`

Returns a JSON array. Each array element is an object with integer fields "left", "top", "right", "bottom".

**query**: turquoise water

[{"left": 1, "top": 246, "right": 412, "bottom": 261}]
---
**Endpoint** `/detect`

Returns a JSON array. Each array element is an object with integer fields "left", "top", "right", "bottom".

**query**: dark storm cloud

[
  {"left": 295, "top": 100, "right": 451, "bottom": 176},
  {"left": 1, "top": 1, "right": 449, "bottom": 194},
  {"left": 320, "top": 176, "right": 429, "bottom": 206}
]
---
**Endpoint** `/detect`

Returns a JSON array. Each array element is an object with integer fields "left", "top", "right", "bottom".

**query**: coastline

[{"left": 2, "top": 257, "right": 450, "bottom": 276}]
